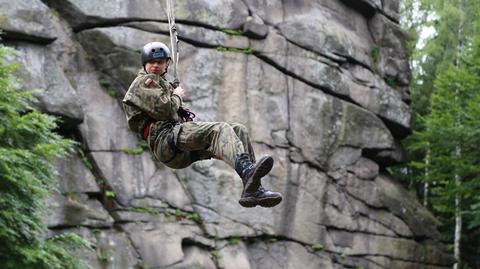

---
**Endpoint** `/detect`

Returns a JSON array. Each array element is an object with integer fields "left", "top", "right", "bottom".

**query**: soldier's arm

[{"left": 124, "top": 75, "right": 182, "bottom": 121}]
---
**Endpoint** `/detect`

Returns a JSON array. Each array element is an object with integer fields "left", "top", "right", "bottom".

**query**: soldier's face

[{"left": 145, "top": 59, "right": 169, "bottom": 74}]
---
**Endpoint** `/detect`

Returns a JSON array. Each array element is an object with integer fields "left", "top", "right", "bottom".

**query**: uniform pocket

[{"left": 154, "top": 135, "right": 177, "bottom": 164}]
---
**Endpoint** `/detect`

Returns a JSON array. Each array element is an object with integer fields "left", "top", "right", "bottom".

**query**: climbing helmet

[{"left": 141, "top": 42, "right": 171, "bottom": 65}]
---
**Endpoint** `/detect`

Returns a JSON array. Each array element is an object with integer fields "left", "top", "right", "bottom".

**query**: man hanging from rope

[
  {"left": 122, "top": 42, "right": 283, "bottom": 208},
  {"left": 122, "top": 0, "right": 281, "bottom": 208},
  {"left": 123, "top": 39, "right": 282, "bottom": 207},
  {"left": 123, "top": 0, "right": 281, "bottom": 208}
]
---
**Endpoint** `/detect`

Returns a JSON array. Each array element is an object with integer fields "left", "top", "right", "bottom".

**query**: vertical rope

[{"left": 166, "top": 0, "right": 180, "bottom": 86}]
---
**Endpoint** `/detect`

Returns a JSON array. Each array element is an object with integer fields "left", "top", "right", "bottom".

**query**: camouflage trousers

[{"left": 153, "top": 121, "right": 255, "bottom": 169}]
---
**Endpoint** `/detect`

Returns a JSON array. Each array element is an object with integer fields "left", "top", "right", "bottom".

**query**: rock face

[{"left": 2, "top": 0, "right": 453, "bottom": 268}]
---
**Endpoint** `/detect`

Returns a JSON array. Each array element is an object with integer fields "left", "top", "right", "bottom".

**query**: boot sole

[
  {"left": 239, "top": 195, "right": 283, "bottom": 208},
  {"left": 243, "top": 156, "right": 274, "bottom": 193}
]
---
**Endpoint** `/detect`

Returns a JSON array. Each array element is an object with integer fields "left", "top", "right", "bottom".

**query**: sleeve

[{"left": 123, "top": 74, "right": 182, "bottom": 121}]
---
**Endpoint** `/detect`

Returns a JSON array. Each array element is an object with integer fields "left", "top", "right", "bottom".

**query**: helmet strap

[{"left": 160, "top": 60, "right": 170, "bottom": 76}]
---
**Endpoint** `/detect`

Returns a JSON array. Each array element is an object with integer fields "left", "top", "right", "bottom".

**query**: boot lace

[{"left": 235, "top": 153, "right": 254, "bottom": 179}]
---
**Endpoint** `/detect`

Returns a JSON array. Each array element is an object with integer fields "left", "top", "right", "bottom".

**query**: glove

[{"left": 177, "top": 106, "right": 196, "bottom": 122}]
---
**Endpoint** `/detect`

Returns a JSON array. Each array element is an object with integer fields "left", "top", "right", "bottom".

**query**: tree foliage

[
  {"left": 398, "top": 1, "right": 480, "bottom": 268},
  {"left": 0, "top": 46, "right": 89, "bottom": 268}
]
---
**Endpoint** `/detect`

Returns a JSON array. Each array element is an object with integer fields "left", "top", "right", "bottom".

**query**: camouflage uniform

[
  {"left": 123, "top": 70, "right": 255, "bottom": 169},
  {"left": 123, "top": 50, "right": 282, "bottom": 208}
]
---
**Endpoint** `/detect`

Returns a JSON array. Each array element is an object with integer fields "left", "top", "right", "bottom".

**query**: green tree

[
  {"left": 418, "top": 45, "right": 480, "bottom": 269},
  {"left": 398, "top": 1, "right": 480, "bottom": 268},
  {"left": 0, "top": 46, "right": 89, "bottom": 268}
]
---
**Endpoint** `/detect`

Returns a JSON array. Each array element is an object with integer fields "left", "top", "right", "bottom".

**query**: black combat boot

[
  {"left": 239, "top": 186, "right": 283, "bottom": 208},
  {"left": 235, "top": 153, "right": 274, "bottom": 193}
]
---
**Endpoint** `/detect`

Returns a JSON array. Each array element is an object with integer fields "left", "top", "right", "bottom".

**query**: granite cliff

[{"left": 1, "top": 0, "right": 453, "bottom": 268}]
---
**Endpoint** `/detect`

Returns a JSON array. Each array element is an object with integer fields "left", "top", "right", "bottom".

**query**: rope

[{"left": 166, "top": 0, "right": 180, "bottom": 87}]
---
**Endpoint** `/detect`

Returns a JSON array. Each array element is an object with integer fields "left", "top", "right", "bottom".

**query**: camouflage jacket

[{"left": 122, "top": 70, "right": 182, "bottom": 136}]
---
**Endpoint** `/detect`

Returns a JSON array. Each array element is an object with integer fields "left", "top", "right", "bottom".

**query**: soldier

[{"left": 123, "top": 42, "right": 282, "bottom": 208}]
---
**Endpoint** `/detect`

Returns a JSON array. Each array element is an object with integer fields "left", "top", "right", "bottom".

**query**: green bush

[{"left": 0, "top": 46, "right": 89, "bottom": 268}]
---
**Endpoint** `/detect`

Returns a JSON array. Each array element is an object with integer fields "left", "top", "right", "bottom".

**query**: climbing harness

[{"left": 166, "top": 0, "right": 180, "bottom": 87}]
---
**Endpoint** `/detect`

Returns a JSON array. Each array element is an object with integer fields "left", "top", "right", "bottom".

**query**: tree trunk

[
  {"left": 424, "top": 145, "right": 430, "bottom": 207},
  {"left": 453, "top": 187, "right": 462, "bottom": 269},
  {"left": 453, "top": 1, "right": 464, "bottom": 267}
]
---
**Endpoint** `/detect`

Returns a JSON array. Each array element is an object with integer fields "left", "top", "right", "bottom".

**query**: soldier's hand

[{"left": 174, "top": 86, "right": 186, "bottom": 98}]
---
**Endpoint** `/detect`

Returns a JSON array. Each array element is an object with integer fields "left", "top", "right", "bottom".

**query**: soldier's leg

[
  {"left": 190, "top": 150, "right": 215, "bottom": 162},
  {"left": 176, "top": 121, "right": 281, "bottom": 208},
  {"left": 175, "top": 122, "right": 245, "bottom": 168},
  {"left": 228, "top": 123, "right": 282, "bottom": 208},
  {"left": 229, "top": 123, "right": 255, "bottom": 162},
  {"left": 176, "top": 121, "right": 269, "bottom": 189}
]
